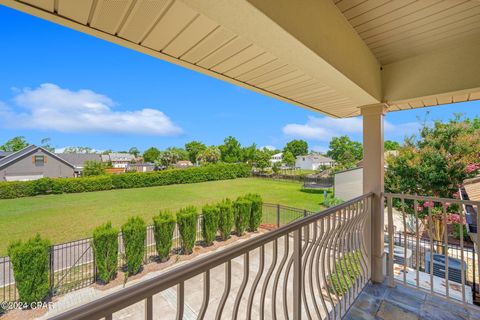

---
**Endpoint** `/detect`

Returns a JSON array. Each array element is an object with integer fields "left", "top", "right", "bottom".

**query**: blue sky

[{"left": 0, "top": 5, "right": 479, "bottom": 153}]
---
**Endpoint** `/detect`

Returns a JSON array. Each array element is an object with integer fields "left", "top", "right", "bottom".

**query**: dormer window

[{"left": 34, "top": 155, "right": 46, "bottom": 166}]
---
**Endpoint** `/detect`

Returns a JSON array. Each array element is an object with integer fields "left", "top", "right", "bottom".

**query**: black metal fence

[
  {"left": 252, "top": 172, "right": 334, "bottom": 188},
  {"left": 0, "top": 203, "right": 315, "bottom": 302},
  {"left": 391, "top": 231, "right": 477, "bottom": 294}
]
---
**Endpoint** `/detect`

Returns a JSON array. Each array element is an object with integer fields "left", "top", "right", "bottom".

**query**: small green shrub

[
  {"left": 177, "top": 206, "right": 198, "bottom": 254},
  {"left": 92, "top": 222, "right": 118, "bottom": 283},
  {"left": 245, "top": 193, "right": 263, "bottom": 231},
  {"left": 121, "top": 217, "right": 146, "bottom": 275},
  {"left": 328, "top": 251, "right": 361, "bottom": 296},
  {"left": 233, "top": 198, "right": 251, "bottom": 236},
  {"left": 202, "top": 204, "right": 220, "bottom": 245},
  {"left": 8, "top": 235, "right": 50, "bottom": 304},
  {"left": 218, "top": 199, "right": 234, "bottom": 240},
  {"left": 153, "top": 211, "right": 176, "bottom": 261}
]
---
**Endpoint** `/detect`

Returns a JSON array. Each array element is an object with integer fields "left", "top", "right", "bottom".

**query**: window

[{"left": 34, "top": 155, "right": 45, "bottom": 166}]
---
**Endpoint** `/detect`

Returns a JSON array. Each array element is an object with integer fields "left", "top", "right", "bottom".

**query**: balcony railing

[
  {"left": 385, "top": 193, "right": 480, "bottom": 307},
  {"left": 50, "top": 193, "right": 372, "bottom": 320}
]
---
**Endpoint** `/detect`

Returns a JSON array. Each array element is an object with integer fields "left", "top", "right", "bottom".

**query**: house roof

[
  {"left": 464, "top": 176, "right": 480, "bottom": 202},
  {"left": 296, "top": 154, "right": 334, "bottom": 163},
  {"left": 103, "top": 153, "right": 135, "bottom": 162},
  {"left": 0, "top": 145, "right": 75, "bottom": 170},
  {"left": 0, "top": 151, "right": 13, "bottom": 158},
  {"left": 56, "top": 153, "right": 102, "bottom": 168},
  {"left": 271, "top": 153, "right": 283, "bottom": 158}
]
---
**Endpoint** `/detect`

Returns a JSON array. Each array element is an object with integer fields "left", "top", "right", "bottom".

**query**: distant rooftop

[
  {"left": 296, "top": 154, "right": 334, "bottom": 163},
  {"left": 56, "top": 153, "right": 102, "bottom": 168}
]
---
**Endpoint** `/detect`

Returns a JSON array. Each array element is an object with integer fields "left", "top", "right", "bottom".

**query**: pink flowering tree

[{"left": 386, "top": 116, "right": 480, "bottom": 244}]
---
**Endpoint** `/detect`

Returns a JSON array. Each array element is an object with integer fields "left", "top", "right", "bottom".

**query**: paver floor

[{"left": 345, "top": 282, "right": 480, "bottom": 320}]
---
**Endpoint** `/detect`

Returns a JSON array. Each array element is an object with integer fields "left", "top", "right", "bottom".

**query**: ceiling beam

[
  {"left": 180, "top": 0, "right": 382, "bottom": 106},
  {"left": 382, "top": 39, "right": 480, "bottom": 104}
]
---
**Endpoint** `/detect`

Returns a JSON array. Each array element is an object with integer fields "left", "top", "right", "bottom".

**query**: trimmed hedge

[
  {"left": 8, "top": 235, "right": 50, "bottom": 304},
  {"left": 92, "top": 222, "right": 118, "bottom": 283},
  {"left": 202, "top": 204, "right": 220, "bottom": 246},
  {"left": 218, "top": 199, "right": 234, "bottom": 240},
  {"left": 233, "top": 198, "right": 252, "bottom": 236},
  {"left": 121, "top": 217, "right": 146, "bottom": 275},
  {"left": 0, "top": 163, "right": 251, "bottom": 199},
  {"left": 153, "top": 211, "right": 176, "bottom": 261},
  {"left": 177, "top": 206, "right": 198, "bottom": 254},
  {"left": 245, "top": 193, "right": 263, "bottom": 231}
]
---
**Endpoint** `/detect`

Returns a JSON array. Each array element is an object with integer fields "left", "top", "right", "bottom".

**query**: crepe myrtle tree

[{"left": 385, "top": 115, "right": 480, "bottom": 243}]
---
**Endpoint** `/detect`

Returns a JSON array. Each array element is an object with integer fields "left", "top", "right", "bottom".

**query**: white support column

[{"left": 361, "top": 104, "right": 387, "bottom": 284}]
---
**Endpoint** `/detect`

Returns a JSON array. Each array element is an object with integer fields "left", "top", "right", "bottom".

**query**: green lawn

[{"left": 0, "top": 178, "right": 327, "bottom": 255}]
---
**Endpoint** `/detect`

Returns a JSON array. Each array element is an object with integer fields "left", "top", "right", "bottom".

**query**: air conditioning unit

[{"left": 425, "top": 253, "right": 467, "bottom": 284}]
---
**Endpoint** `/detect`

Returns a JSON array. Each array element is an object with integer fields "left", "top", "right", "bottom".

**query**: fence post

[
  {"left": 49, "top": 246, "right": 54, "bottom": 296},
  {"left": 293, "top": 228, "right": 302, "bottom": 319},
  {"left": 277, "top": 204, "right": 281, "bottom": 228},
  {"left": 304, "top": 209, "right": 307, "bottom": 218}
]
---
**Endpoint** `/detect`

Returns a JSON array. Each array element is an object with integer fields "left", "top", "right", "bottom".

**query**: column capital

[{"left": 360, "top": 103, "right": 388, "bottom": 116}]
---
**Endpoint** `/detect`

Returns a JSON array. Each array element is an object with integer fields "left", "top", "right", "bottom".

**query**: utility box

[{"left": 425, "top": 253, "right": 466, "bottom": 284}]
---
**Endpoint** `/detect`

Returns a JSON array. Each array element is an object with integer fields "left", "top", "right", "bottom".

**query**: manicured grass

[{"left": 0, "top": 178, "right": 328, "bottom": 255}]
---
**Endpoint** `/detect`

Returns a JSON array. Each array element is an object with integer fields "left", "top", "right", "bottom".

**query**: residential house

[
  {"left": 174, "top": 160, "right": 193, "bottom": 168},
  {"left": 270, "top": 152, "right": 283, "bottom": 165},
  {"left": 101, "top": 153, "right": 135, "bottom": 168},
  {"left": 56, "top": 153, "right": 102, "bottom": 176},
  {"left": 0, "top": 145, "right": 75, "bottom": 181},
  {"left": 295, "top": 154, "right": 335, "bottom": 170},
  {"left": 127, "top": 162, "right": 156, "bottom": 173}
]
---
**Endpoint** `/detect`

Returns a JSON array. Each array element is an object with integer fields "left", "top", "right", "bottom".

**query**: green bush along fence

[
  {"left": 0, "top": 163, "right": 251, "bottom": 199},
  {"left": 0, "top": 202, "right": 317, "bottom": 304}
]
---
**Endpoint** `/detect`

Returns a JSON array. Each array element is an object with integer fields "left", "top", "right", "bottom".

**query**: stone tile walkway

[{"left": 345, "top": 282, "right": 480, "bottom": 320}]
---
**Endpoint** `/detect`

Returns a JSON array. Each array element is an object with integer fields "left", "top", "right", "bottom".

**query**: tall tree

[
  {"left": 40, "top": 138, "right": 55, "bottom": 152},
  {"left": 63, "top": 146, "right": 95, "bottom": 154},
  {"left": 197, "top": 146, "right": 221, "bottom": 164},
  {"left": 185, "top": 141, "right": 206, "bottom": 164},
  {"left": 384, "top": 140, "right": 401, "bottom": 151},
  {"left": 241, "top": 143, "right": 257, "bottom": 163},
  {"left": 143, "top": 147, "right": 161, "bottom": 163},
  {"left": 254, "top": 148, "right": 272, "bottom": 172},
  {"left": 166, "top": 147, "right": 188, "bottom": 161},
  {"left": 326, "top": 136, "right": 363, "bottom": 167},
  {"left": 128, "top": 147, "right": 140, "bottom": 157},
  {"left": 157, "top": 150, "right": 180, "bottom": 168},
  {"left": 386, "top": 116, "right": 480, "bottom": 198},
  {"left": 283, "top": 140, "right": 308, "bottom": 157},
  {"left": 0, "top": 136, "right": 29, "bottom": 152},
  {"left": 219, "top": 136, "right": 242, "bottom": 163},
  {"left": 282, "top": 151, "right": 296, "bottom": 167}
]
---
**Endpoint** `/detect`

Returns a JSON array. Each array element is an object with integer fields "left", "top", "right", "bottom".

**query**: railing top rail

[
  {"left": 384, "top": 192, "right": 480, "bottom": 207},
  {"left": 50, "top": 192, "right": 373, "bottom": 320}
]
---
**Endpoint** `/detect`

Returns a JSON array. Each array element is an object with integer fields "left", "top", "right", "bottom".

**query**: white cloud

[
  {"left": 282, "top": 116, "right": 420, "bottom": 141},
  {"left": 282, "top": 116, "right": 362, "bottom": 141},
  {"left": 1, "top": 83, "right": 183, "bottom": 136}
]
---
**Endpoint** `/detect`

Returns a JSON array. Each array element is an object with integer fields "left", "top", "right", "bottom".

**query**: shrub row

[
  {"left": 8, "top": 194, "right": 263, "bottom": 304},
  {"left": 0, "top": 163, "right": 251, "bottom": 199}
]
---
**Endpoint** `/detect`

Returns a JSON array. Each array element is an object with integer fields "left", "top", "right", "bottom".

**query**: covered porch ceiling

[{"left": 2, "top": 0, "right": 480, "bottom": 118}]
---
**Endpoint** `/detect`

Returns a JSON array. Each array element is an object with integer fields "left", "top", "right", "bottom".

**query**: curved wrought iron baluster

[
  {"left": 215, "top": 261, "right": 231, "bottom": 320},
  {"left": 198, "top": 271, "right": 210, "bottom": 320},
  {"left": 232, "top": 253, "right": 250, "bottom": 320},
  {"left": 247, "top": 246, "right": 265, "bottom": 319},
  {"left": 260, "top": 240, "right": 277, "bottom": 320},
  {"left": 272, "top": 234, "right": 289, "bottom": 320}
]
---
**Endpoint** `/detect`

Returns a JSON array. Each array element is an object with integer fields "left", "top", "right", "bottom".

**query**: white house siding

[
  {"left": 334, "top": 167, "right": 363, "bottom": 201},
  {"left": 295, "top": 157, "right": 334, "bottom": 170}
]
